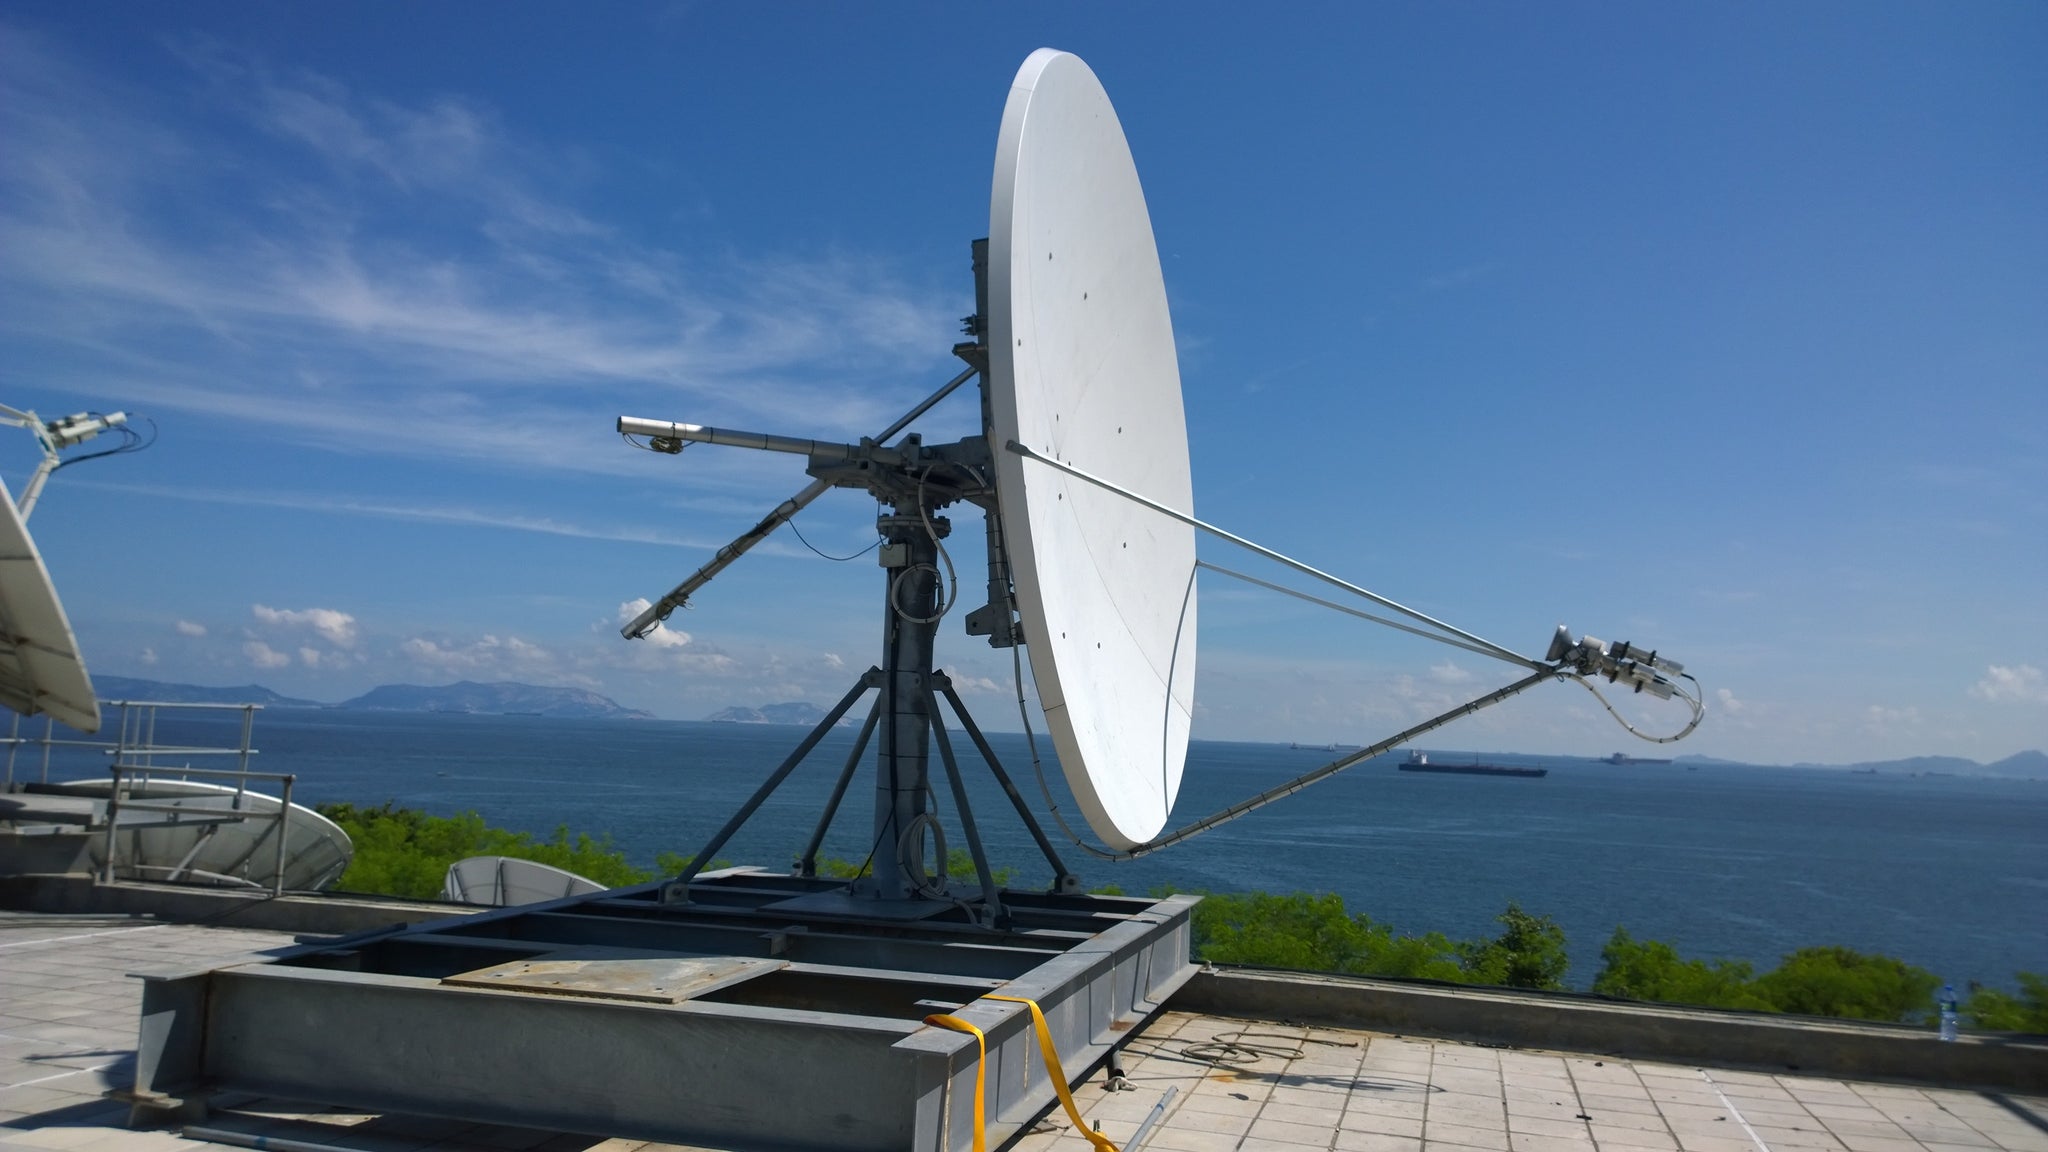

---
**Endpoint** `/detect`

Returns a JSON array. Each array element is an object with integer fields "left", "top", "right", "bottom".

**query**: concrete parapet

[
  {"left": 0, "top": 872, "right": 470, "bottom": 935},
  {"left": 1174, "top": 965, "right": 2048, "bottom": 1092}
]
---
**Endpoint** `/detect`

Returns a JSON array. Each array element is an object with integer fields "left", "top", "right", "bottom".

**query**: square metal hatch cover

[{"left": 442, "top": 947, "right": 786, "bottom": 1004}]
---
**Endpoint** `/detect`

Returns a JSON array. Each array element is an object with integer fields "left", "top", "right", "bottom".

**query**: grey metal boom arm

[
  {"left": 1115, "top": 667, "right": 1560, "bottom": 858},
  {"left": 620, "top": 478, "right": 836, "bottom": 638},
  {"left": 617, "top": 418, "right": 909, "bottom": 468},
  {"left": 619, "top": 366, "right": 978, "bottom": 639}
]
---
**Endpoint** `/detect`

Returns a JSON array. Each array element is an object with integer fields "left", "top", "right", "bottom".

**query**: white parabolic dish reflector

[
  {"left": 0, "top": 476, "right": 99, "bottom": 732},
  {"left": 989, "top": 49, "right": 1197, "bottom": 850}
]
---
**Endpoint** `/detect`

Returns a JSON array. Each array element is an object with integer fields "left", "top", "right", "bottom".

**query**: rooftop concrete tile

[
  {"left": 1508, "top": 1133, "right": 1596, "bottom": 1152},
  {"left": 1150, "top": 1127, "right": 1259, "bottom": 1152},
  {"left": 1426, "top": 1120, "right": 1513, "bottom": 1148},
  {"left": 1669, "top": 1133, "right": 1760, "bottom": 1152},
  {"left": 1589, "top": 1125, "right": 1679, "bottom": 1149},
  {"left": 1512, "top": 1115, "right": 1599, "bottom": 1139},
  {"left": 1334, "top": 1132, "right": 1424, "bottom": 1152},
  {"left": 1346, "top": 1113, "right": 1428, "bottom": 1138},
  {"left": 1262, "top": 1100, "right": 1347, "bottom": 1128},
  {"left": 1831, "top": 1137, "right": 1928, "bottom": 1152}
]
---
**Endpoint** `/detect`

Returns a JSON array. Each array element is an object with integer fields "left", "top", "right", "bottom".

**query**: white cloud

[
  {"left": 822, "top": 652, "right": 844, "bottom": 669},
  {"left": 1971, "top": 664, "right": 2047, "bottom": 704},
  {"left": 299, "top": 647, "right": 324, "bottom": 667},
  {"left": 1716, "top": 687, "right": 1744, "bottom": 715},
  {"left": 1428, "top": 661, "right": 1472, "bottom": 684},
  {"left": 1864, "top": 704, "right": 1921, "bottom": 732},
  {"left": 399, "top": 634, "right": 580, "bottom": 682},
  {"left": 174, "top": 620, "right": 207, "bottom": 637},
  {"left": 617, "top": 599, "right": 691, "bottom": 649},
  {"left": 243, "top": 640, "right": 291, "bottom": 669},
  {"left": 252, "top": 604, "right": 357, "bottom": 647},
  {"left": 139, "top": 646, "right": 158, "bottom": 665},
  {"left": 0, "top": 36, "right": 952, "bottom": 480}
]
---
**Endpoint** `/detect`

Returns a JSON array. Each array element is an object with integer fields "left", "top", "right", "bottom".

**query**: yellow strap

[
  {"left": 989, "top": 995, "right": 1121, "bottom": 1152},
  {"left": 924, "top": 1014, "right": 988, "bottom": 1152},
  {"left": 926, "top": 997, "right": 1122, "bottom": 1152}
]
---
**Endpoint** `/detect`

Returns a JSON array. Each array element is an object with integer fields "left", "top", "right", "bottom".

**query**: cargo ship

[
  {"left": 1604, "top": 753, "right": 1673, "bottom": 765},
  {"left": 1399, "top": 751, "right": 1547, "bottom": 778}
]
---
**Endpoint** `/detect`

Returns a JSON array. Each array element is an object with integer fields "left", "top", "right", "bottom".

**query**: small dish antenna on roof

[{"left": 617, "top": 49, "right": 1701, "bottom": 909}]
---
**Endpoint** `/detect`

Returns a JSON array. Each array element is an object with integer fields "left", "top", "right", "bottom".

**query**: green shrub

[
  {"left": 1748, "top": 946, "right": 1939, "bottom": 1023},
  {"left": 318, "top": 802, "right": 652, "bottom": 899},
  {"left": 1457, "top": 903, "right": 1571, "bottom": 991},
  {"left": 1964, "top": 972, "right": 2048, "bottom": 1032},
  {"left": 1191, "top": 891, "right": 1467, "bottom": 983},
  {"left": 1593, "top": 928, "right": 1771, "bottom": 1011}
]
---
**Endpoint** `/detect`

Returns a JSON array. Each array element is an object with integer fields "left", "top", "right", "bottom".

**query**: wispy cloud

[
  {"left": 0, "top": 28, "right": 957, "bottom": 478},
  {"left": 67, "top": 479, "right": 748, "bottom": 551}
]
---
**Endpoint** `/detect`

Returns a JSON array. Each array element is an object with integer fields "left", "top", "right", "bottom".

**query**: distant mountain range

[
  {"left": 91, "top": 675, "right": 653, "bottom": 720},
  {"left": 94, "top": 675, "right": 323, "bottom": 708},
  {"left": 342, "top": 681, "right": 655, "bottom": 720},
  {"left": 706, "top": 701, "right": 848, "bottom": 727},
  {"left": 1673, "top": 750, "right": 2048, "bottom": 779}
]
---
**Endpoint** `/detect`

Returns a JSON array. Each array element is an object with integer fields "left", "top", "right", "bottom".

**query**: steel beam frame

[{"left": 137, "top": 873, "right": 1197, "bottom": 1152}]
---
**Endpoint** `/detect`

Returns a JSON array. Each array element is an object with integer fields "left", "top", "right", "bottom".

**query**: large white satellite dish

[
  {"left": 616, "top": 47, "right": 1700, "bottom": 886},
  {"left": 989, "top": 49, "right": 1197, "bottom": 850},
  {"left": 0, "top": 475, "right": 99, "bottom": 732}
]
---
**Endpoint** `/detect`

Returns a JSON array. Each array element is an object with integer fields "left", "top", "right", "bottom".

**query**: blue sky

[{"left": 1, "top": 4, "right": 2041, "bottom": 764}]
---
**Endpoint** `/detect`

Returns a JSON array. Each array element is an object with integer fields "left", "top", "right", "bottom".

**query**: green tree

[
  {"left": 1592, "top": 928, "right": 1771, "bottom": 1011},
  {"left": 1457, "top": 904, "right": 1570, "bottom": 990},
  {"left": 1963, "top": 972, "right": 2048, "bottom": 1032},
  {"left": 1189, "top": 891, "right": 1467, "bottom": 981},
  {"left": 318, "top": 802, "right": 652, "bottom": 899},
  {"left": 1748, "top": 946, "right": 1939, "bottom": 1023}
]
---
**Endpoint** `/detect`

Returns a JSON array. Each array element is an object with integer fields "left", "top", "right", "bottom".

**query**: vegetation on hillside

[
  {"left": 318, "top": 802, "right": 661, "bottom": 899},
  {"left": 318, "top": 804, "right": 2043, "bottom": 1031}
]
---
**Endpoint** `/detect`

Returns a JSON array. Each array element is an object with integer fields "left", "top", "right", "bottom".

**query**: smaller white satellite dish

[
  {"left": 989, "top": 49, "right": 1199, "bottom": 851},
  {"left": 443, "top": 855, "right": 606, "bottom": 907},
  {"left": 55, "top": 777, "right": 353, "bottom": 890},
  {"left": 0, "top": 476, "right": 98, "bottom": 732}
]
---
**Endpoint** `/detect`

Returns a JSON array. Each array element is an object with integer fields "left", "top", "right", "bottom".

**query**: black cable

[
  {"left": 52, "top": 415, "right": 154, "bottom": 471},
  {"left": 619, "top": 431, "right": 687, "bottom": 454},
  {"left": 789, "top": 519, "right": 882, "bottom": 562}
]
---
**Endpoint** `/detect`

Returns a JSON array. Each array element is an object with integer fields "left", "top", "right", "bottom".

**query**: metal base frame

[{"left": 138, "top": 872, "right": 1198, "bottom": 1152}]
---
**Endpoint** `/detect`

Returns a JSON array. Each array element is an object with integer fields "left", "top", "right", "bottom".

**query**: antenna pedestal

[{"left": 861, "top": 509, "right": 948, "bottom": 903}]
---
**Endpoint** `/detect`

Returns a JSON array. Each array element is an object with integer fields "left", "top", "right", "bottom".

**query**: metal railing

[
  {"left": 4, "top": 700, "right": 299, "bottom": 896},
  {"left": 6, "top": 699, "right": 261, "bottom": 785},
  {"left": 99, "top": 762, "right": 298, "bottom": 896}
]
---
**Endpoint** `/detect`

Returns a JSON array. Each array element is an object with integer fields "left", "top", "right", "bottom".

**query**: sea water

[{"left": 29, "top": 710, "right": 2045, "bottom": 990}]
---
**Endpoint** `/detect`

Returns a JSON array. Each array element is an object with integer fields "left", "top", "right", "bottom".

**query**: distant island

[
  {"left": 1671, "top": 749, "right": 2048, "bottom": 780},
  {"left": 706, "top": 701, "right": 849, "bottom": 727},
  {"left": 93, "top": 675, "right": 323, "bottom": 708},
  {"left": 341, "top": 681, "right": 655, "bottom": 720},
  {"left": 91, "top": 675, "right": 653, "bottom": 720}
]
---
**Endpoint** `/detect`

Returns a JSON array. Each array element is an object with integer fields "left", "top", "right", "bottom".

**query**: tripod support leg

[
  {"left": 926, "top": 688, "right": 1005, "bottom": 925},
  {"left": 797, "top": 694, "right": 884, "bottom": 877},
  {"left": 663, "top": 668, "right": 882, "bottom": 904},
  {"left": 937, "top": 677, "right": 1081, "bottom": 893}
]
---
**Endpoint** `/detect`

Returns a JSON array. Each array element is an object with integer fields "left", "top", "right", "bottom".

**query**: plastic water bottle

[{"left": 1938, "top": 984, "right": 1959, "bottom": 1042}]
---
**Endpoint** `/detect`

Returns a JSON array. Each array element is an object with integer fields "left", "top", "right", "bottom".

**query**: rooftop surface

[{"left": 4, "top": 912, "right": 2045, "bottom": 1152}]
